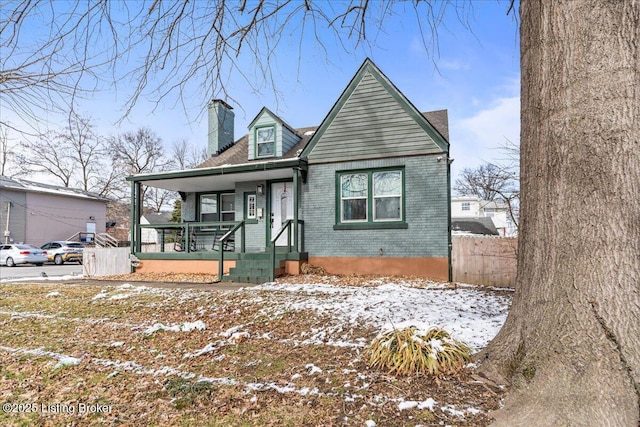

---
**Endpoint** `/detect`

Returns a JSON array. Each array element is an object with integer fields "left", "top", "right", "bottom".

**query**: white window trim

[
  {"left": 256, "top": 125, "right": 276, "bottom": 158},
  {"left": 340, "top": 173, "right": 368, "bottom": 222},
  {"left": 372, "top": 171, "right": 403, "bottom": 222}
]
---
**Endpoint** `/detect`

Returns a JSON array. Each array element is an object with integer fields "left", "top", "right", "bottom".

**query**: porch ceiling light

[{"left": 257, "top": 184, "right": 264, "bottom": 194}]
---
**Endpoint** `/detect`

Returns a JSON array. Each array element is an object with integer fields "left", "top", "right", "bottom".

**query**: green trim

[
  {"left": 126, "top": 158, "right": 306, "bottom": 183},
  {"left": 300, "top": 58, "right": 449, "bottom": 159},
  {"left": 335, "top": 166, "right": 406, "bottom": 226},
  {"left": 265, "top": 179, "right": 293, "bottom": 246},
  {"left": 333, "top": 223, "right": 408, "bottom": 230},
  {"left": 254, "top": 124, "right": 276, "bottom": 159},
  {"left": 447, "top": 156, "right": 453, "bottom": 282},
  {"left": 136, "top": 252, "right": 241, "bottom": 261}
]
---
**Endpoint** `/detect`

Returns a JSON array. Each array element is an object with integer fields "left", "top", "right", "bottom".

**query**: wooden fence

[
  {"left": 452, "top": 236, "right": 517, "bottom": 287},
  {"left": 82, "top": 247, "right": 131, "bottom": 277}
]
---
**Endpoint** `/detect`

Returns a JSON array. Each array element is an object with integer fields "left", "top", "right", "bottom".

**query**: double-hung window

[
  {"left": 200, "top": 195, "right": 218, "bottom": 222},
  {"left": 340, "top": 173, "right": 368, "bottom": 222},
  {"left": 199, "top": 193, "right": 235, "bottom": 225},
  {"left": 373, "top": 170, "right": 402, "bottom": 221},
  {"left": 336, "top": 168, "right": 406, "bottom": 229},
  {"left": 256, "top": 126, "right": 275, "bottom": 157}
]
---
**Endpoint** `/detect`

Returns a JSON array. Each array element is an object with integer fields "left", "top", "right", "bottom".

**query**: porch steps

[{"left": 222, "top": 252, "right": 288, "bottom": 284}]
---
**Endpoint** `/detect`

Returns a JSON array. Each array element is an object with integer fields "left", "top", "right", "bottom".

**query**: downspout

[
  {"left": 447, "top": 154, "right": 453, "bottom": 283},
  {"left": 135, "top": 182, "right": 142, "bottom": 253},
  {"left": 293, "top": 170, "right": 299, "bottom": 252},
  {"left": 4, "top": 201, "right": 10, "bottom": 244}
]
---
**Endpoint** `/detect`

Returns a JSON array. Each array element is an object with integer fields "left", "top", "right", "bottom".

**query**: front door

[{"left": 270, "top": 182, "right": 294, "bottom": 246}]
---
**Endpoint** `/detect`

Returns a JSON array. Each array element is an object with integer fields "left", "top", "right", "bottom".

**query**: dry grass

[
  {"left": 367, "top": 327, "right": 472, "bottom": 376},
  {"left": 0, "top": 280, "right": 504, "bottom": 426}
]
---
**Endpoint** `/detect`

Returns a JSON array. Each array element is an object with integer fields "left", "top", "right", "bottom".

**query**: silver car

[
  {"left": 0, "top": 244, "right": 48, "bottom": 267},
  {"left": 40, "top": 241, "right": 84, "bottom": 265}
]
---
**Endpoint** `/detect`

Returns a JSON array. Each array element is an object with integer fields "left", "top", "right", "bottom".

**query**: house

[
  {"left": 140, "top": 212, "right": 173, "bottom": 245},
  {"left": 127, "top": 59, "right": 452, "bottom": 282},
  {"left": 0, "top": 176, "right": 109, "bottom": 246},
  {"left": 451, "top": 195, "right": 513, "bottom": 236}
]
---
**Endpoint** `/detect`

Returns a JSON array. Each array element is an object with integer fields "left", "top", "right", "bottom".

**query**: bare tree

[
  {"left": 0, "top": 1, "right": 119, "bottom": 132},
  {"left": 171, "top": 138, "right": 208, "bottom": 170},
  {"left": 0, "top": 125, "right": 17, "bottom": 177},
  {"left": 455, "top": 163, "right": 516, "bottom": 201},
  {"left": 15, "top": 131, "right": 75, "bottom": 187},
  {"left": 455, "top": 162, "right": 519, "bottom": 231},
  {"left": 57, "top": 113, "right": 107, "bottom": 192},
  {"left": 13, "top": 113, "right": 114, "bottom": 195},
  {"left": 110, "top": 127, "right": 174, "bottom": 210}
]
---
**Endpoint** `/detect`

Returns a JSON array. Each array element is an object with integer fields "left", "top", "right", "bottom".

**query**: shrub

[{"left": 366, "top": 326, "right": 472, "bottom": 376}]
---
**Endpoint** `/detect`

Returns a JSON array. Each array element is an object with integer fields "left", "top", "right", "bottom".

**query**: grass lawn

[{"left": 0, "top": 275, "right": 512, "bottom": 426}]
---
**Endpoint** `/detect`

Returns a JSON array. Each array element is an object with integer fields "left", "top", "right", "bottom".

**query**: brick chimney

[{"left": 208, "top": 99, "right": 234, "bottom": 157}]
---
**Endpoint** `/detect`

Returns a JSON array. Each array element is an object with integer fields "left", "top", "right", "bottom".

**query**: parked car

[
  {"left": 40, "top": 241, "right": 84, "bottom": 265},
  {"left": 0, "top": 244, "right": 48, "bottom": 267}
]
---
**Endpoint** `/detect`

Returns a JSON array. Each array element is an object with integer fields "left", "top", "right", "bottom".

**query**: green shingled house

[{"left": 127, "top": 58, "right": 452, "bottom": 283}]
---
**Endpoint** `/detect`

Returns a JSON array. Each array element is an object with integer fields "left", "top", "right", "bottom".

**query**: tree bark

[{"left": 481, "top": 1, "right": 640, "bottom": 425}]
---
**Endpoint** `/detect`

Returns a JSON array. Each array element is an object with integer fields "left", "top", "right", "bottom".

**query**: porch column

[
  {"left": 130, "top": 181, "right": 135, "bottom": 256},
  {"left": 293, "top": 170, "right": 299, "bottom": 252},
  {"left": 132, "top": 181, "right": 142, "bottom": 253}
]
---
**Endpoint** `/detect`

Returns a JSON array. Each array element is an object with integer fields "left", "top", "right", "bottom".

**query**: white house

[{"left": 451, "top": 195, "right": 515, "bottom": 236}]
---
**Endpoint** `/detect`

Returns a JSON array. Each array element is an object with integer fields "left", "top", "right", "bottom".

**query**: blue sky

[{"left": 6, "top": 1, "right": 520, "bottom": 182}]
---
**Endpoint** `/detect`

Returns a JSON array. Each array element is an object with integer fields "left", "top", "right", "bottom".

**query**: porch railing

[
  {"left": 269, "top": 219, "right": 305, "bottom": 281},
  {"left": 138, "top": 221, "right": 244, "bottom": 254},
  {"left": 217, "top": 220, "right": 245, "bottom": 280}
]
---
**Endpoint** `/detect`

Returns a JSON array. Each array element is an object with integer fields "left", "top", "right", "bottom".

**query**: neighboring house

[
  {"left": 451, "top": 195, "right": 514, "bottom": 236},
  {"left": 140, "top": 212, "right": 173, "bottom": 244},
  {"left": 127, "top": 59, "right": 452, "bottom": 282},
  {"left": 0, "top": 176, "right": 109, "bottom": 246}
]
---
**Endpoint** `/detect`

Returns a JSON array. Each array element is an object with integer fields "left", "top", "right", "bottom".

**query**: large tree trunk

[{"left": 481, "top": 1, "right": 640, "bottom": 425}]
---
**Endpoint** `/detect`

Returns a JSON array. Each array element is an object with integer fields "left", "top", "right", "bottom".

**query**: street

[{"left": 0, "top": 263, "right": 83, "bottom": 281}]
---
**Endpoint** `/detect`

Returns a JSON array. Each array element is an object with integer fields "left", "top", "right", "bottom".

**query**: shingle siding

[
  {"left": 307, "top": 72, "right": 444, "bottom": 164},
  {"left": 301, "top": 156, "right": 448, "bottom": 258}
]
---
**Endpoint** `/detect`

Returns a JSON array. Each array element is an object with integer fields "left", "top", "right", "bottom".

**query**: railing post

[
  {"left": 240, "top": 222, "right": 245, "bottom": 253},
  {"left": 185, "top": 223, "right": 190, "bottom": 253},
  {"left": 300, "top": 221, "right": 304, "bottom": 253},
  {"left": 270, "top": 241, "right": 275, "bottom": 282},
  {"left": 218, "top": 244, "right": 224, "bottom": 282}
]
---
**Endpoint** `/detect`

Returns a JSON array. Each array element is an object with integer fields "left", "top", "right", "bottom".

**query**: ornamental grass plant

[{"left": 367, "top": 326, "right": 472, "bottom": 376}]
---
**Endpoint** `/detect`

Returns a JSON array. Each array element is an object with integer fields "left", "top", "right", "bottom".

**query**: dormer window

[{"left": 256, "top": 125, "right": 275, "bottom": 157}]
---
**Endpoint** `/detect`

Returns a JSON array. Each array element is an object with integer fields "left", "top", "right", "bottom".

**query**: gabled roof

[
  {"left": 195, "top": 126, "right": 318, "bottom": 169},
  {"left": 0, "top": 176, "right": 109, "bottom": 202},
  {"left": 300, "top": 58, "right": 449, "bottom": 159},
  {"left": 142, "top": 212, "right": 172, "bottom": 224},
  {"left": 248, "top": 107, "right": 298, "bottom": 135}
]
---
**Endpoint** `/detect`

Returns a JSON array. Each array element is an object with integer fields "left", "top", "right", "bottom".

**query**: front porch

[
  {"left": 128, "top": 162, "right": 309, "bottom": 282},
  {"left": 133, "top": 219, "right": 307, "bottom": 282}
]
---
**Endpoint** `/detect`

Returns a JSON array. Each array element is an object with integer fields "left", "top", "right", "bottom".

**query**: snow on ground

[{"left": 248, "top": 281, "right": 512, "bottom": 351}]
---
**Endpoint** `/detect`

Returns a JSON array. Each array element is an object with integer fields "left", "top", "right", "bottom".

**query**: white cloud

[{"left": 450, "top": 95, "right": 520, "bottom": 181}]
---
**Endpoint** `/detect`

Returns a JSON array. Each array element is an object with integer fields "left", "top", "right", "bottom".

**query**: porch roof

[{"left": 127, "top": 158, "right": 306, "bottom": 192}]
